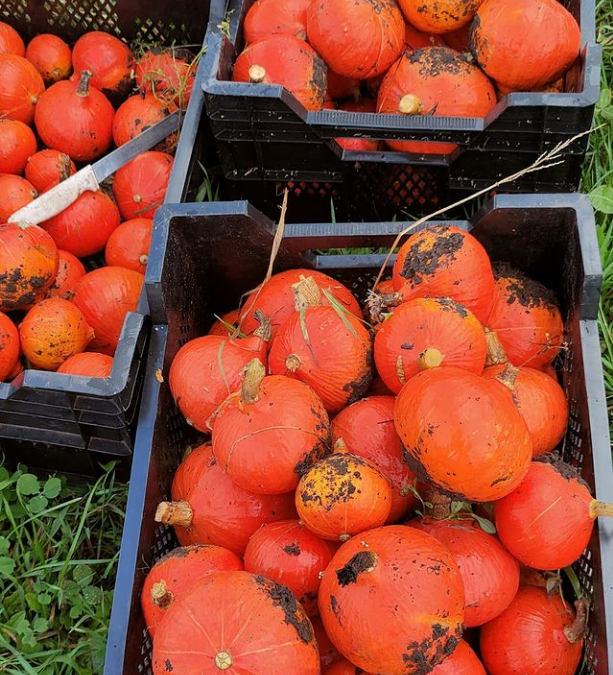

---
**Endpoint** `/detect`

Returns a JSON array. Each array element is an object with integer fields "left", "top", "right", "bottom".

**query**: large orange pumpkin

[
  {"left": 307, "top": 0, "right": 405, "bottom": 79},
  {"left": 377, "top": 47, "right": 496, "bottom": 155},
  {"left": 155, "top": 443, "right": 297, "bottom": 555},
  {"left": 0, "top": 54, "right": 44, "bottom": 125},
  {"left": 319, "top": 525, "right": 465, "bottom": 674},
  {"left": 395, "top": 367, "right": 533, "bottom": 501},
  {"left": 470, "top": 0, "right": 581, "bottom": 90},
  {"left": 399, "top": 0, "right": 485, "bottom": 33},
  {"left": 244, "top": 0, "right": 310, "bottom": 43},
  {"left": 0, "top": 311, "right": 19, "bottom": 381},
  {"left": 0, "top": 119, "right": 37, "bottom": 174},
  {"left": 374, "top": 297, "right": 487, "bottom": 392},
  {"left": 212, "top": 359, "right": 331, "bottom": 494},
  {"left": 331, "top": 396, "right": 416, "bottom": 523},
  {"left": 0, "top": 221, "right": 58, "bottom": 311},
  {"left": 391, "top": 225, "right": 495, "bottom": 324},
  {"left": 296, "top": 453, "right": 392, "bottom": 541},
  {"left": 152, "top": 571, "right": 320, "bottom": 675},
  {"left": 233, "top": 36, "right": 327, "bottom": 111},
  {"left": 0, "top": 174, "right": 37, "bottom": 221}
]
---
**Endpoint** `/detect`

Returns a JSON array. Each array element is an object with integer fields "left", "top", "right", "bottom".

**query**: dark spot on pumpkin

[
  {"left": 400, "top": 226, "right": 464, "bottom": 285},
  {"left": 405, "top": 47, "right": 473, "bottom": 80},
  {"left": 336, "top": 551, "right": 377, "bottom": 586},
  {"left": 492, "top": 263, "right": 559, "bottom": 309},
  {"left": 401, "top": 341, "right": 414, "bottom": 350},
  {"left": 257, "top": 576, "right": 314, "bottom": 643},
  {"left": 294, "top": 437, "right": 330, "bottom": 476},
  {"left": 490, "top": 475, "right": 510, "bottom": 486},
  {"left": 436, "top": 296, "right": 468, "bottom": 318},
  {"left": 309, "top": 54, "right": 328, "bottom": 105},
  {"left": 330, "top": 595, "right": 341, "bottom": 623},
  {"left": 164, "top": 658, "right": 173, "bottom": 672},
  {"left": 283, "top": 543, "right": 301, "bottom": 556},
  {"left": 403, "top": 623, "right": 461, "bottom": 675},
  {"left": 536, "top": 453, "right": 589, "bottom": 488}
]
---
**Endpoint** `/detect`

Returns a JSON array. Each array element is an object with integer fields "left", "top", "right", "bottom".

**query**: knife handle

[{"left": 10, "top": 165, "right": 100, "bottom": 225}]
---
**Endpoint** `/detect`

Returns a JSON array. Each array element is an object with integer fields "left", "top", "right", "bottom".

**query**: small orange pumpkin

[
  {"left": 0, "top": 54, "right": 45, "bottom": 125},
  {"left": 25, "top": 149, "right": 76, "bottom": 193},
  {"left": 399, "top": 0, "right": 485, "bottom": 33},
  {"left": 104, "top": 218, "right": 153, "bottom": 273},
  {"left": 112, "top": 93, "right": 177, "bottom": 148},
  {"left": 25, "top": 34, "right": 72, "bottom": 84},
  {"left": 46, "top": 250, "right": 86, "bottom": 301},
  {"left": 0, "top": 119, "right": 37, "bottom": 174},
  {"left": 57, "top": 352, "right": 113, "bottom": 378},
  {"left": 244, "top": 0, "right": 310, "bottom": 43},
  {"left": 296, "top": 453, "right": 392, "bottom": 541},
  {"left": 71, "top": 31, "right": 134, "bottom": 97},
  {"left": 0, "top": 175, "right": 37, "bottom": 221}
]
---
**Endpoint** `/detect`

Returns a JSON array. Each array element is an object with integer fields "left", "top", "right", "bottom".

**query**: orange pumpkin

[
  {"left": 46, "top": 250, "right": 86, "bottom": 301},
  {"left": 212, "top": 359, "right": 331, "bottom": 494},
  {"left": 57, "top": 352, "right": 113, "bottom": 378},
  {"left": 0, "top": 311, "right": 19, "bottom": 381},
  {"left": 155, "top": 443, "right": 297, "bottom": 555},
  {"left": 0, "top": 221, "right": 58, "bottom": 311},
  {"left": 244, "top": 0, "right": 310, "bottom": 43},
  {"left": 431, "top": 641, "right": 487, "bottom": 675},
  {"left": 0, "top": 54, "right": 44, "bottom": 125},
  {"left": 141, "top": 544, "right": 243, "bottom": 638},
  {"left": 104, "top": 218, "right": 153, "bottom": 273},
  {"left": 152, "top": 571, "right": 320, "bottom": 675},
  {"left": 112, "top": 93, "right": 177, "bottom": 149},
  {"left": 233, "top": 36, "right": 327, "bottom": 111},
  {"left": 484, "top": 364, "right": 568, "bottom": 456},
  {"left": 0, "top": 119, "right": 37, "bottom": 174},
  {"left": 208, "top": 309, "right": 240, "bottom": 336},
  {"left": 0, "top": 22, "right": 25, "bottom": 56},
  {"left": 331, "top": 396, "right": 416, "bottom": 523},
  {"left": 244, "top": 519, "right": 334, "bottom": 616},
  {"left": 19, "top": 297, "right": 94, "bottom": 371},
  {"left": 470, "top": 0, "right": 581, "bottom": 90},
  {"left": 296, "top": 453, "right": 392, "bottom": 541},
  {"left": 391, "top": 225, "right": 495, "bottom": 324},
  {"left": 319, "top": 525, "right": 465, "bottom": 674},
  {"left": 135, "top": 49, "right": 195, "bottom": 109},
  {"left": 378, "top": 47, "right": 496, "bottom": 155},
  {"left": 307, "top": 0, "right": 405, "bottom": 79},
  {"left": 395, "top": 367, "right": 533, "bottom": 501},
  {"left": 25, "top": 149, "right": 76, "bottom": 193},
  {"left": 374, "top": 297, "right": 487, "bottom": 392},
  {"left": 25, "top": 34, "right": 72, "bottom": 84},
  {"left": 0, "top": 174, "right": 37, "bottom": 221},
  {"left": 399, "top": 0, "right": 485, "bottom": 33},
  {"left": 485, "top": 265, "right": 564, "bottom": 370},
  {"left": 71, "top": 31, "right": 134, "bottom": 97}
]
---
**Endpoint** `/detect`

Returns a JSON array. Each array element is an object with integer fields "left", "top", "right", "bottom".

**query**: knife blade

[{"left": 10, "top": 110, "right": 182, "bottom": 226}]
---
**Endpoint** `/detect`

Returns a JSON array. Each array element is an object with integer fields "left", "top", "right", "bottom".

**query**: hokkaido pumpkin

[
  {"left": 307, "top": 0, "right": 405, "bottom": 79},
  {"left": 319, "top": 525, "right": 465, "bottom": 674},
  {"left": 0, "top": 174, "right": 37, "bottom": 221},
  {"left": 35, "top": 70, "right": 114, "bottom": 162},
  {"left": 233, "top": 36, "right": 327, "bottom": 111},
  {"left": 484, "top": 364, "right": 568, "bottom": 456},
  {"left": 325, "top": 659, "right": 375, "bottom": 675},
  {"left": 244, "top": 0, "right": 310, "bottom": 43},
  {"left": 19, "top": 297, "right": 94, "bottom": 371},
  {"left": 480, "top": 586, "right": 585, "bottom": 675},
  {"left": 269, "top": 277, "right": 373, "bottom": 413},
  {"left": 327, "top": 70, "right": 360, "bottom": 101},
  {"left": 391, "top": 225, "right": 495, "bottom": 324},
  {"left": 331, "top": 396, "right": 416, "bottom": 523},
  {"left": 72, "top": 267, "right": 144, "bottom": 356},
  {"left": 0, "top": 312, "right": 19, "bottom": 381},
  {"left": 208, "top": 309, "right": 240, "bottom": 336},
  {"left": 0, "top": 221, "right": 58, "bottom": 311},
  {"left": 244, "top": 519, "right": 334, "bottom": 616},
  {"left": 169, "top": 316, "right": 270, "bottom": 432},
  {"left": 57, "top": 352, "right": 113, "bottom": 378},
  {"left": 135, "top": 48, "right": 195, "bottom": 108},
  {"left": 471, "top": 0, "right": 581, "bottom": 90},
  {"left": 155, "top": 443, "right": 297, "bottom": 555},
  {"left": 0, "top": 22, "right": 25, "bottom": 56},
  {"left": 141, "top": 544, "right": 243, "bottom": 638},
  {"left": 104, "top": 218, "right": 153, "bottom": 273},
  {"left": 25, "top": 34, "right": 72, "bottom": 84},
  {"left": 494, "top": 457, "right": 613, "bottom": 570},
  {"left": 0, "top": 54, "right": 44, "bottom": 125},
  {"left": 112, "top": 94, "right": 177, "bottom": 149},
  {"left": 0, "top": 119, "right": 37, "bottom": 174},
  {"left": 399, "top": 0, "right": 484, "bottom": 33},
  {"left": 239, "top": 268, "right": 361, "bottom": 339},
  {"left": 212, "top": 359, "right": 331, "bottom": 494},
  {"left": 112, "top": 151, "right": 173, "bottom": 220},
  {"left": 485, "top": 265, "right": 564, "bottom": 370},
  {"left": 25, "top": 149, "right": 76, "bottom": 193},
  {"left": 313, "top": 615, "right": 342, "bottom": 670},
  {"left": 374, "top": 297, "right": 487, "bottom": 392},
  {"left": 377, "top": 47, "right": 496, "bottom": 155},
  {"left": 430, "top": 641, "right": 487, "bottom": 675},
  {"left": 152, "top": 571, "right": 320, "bottom": 675},
  {"left": 409, "top": 518, "right": 520, "bottom": 627},
  {"left": 43, "top": 190, "right": 120, "bottom": 257},
  {"left": 336, "top": 98, "right": 380, "bottom": 151},
  {"left": 47, "top": 250, "right": 86, "bottom": 301},
  {"left": 395, "top": 367, "right": 533, "bottom": 501},
  {"left": 296, "top": 453, "right": 392, "bottom": 541},
  {"left": 71, "top": 31, "right": 134, "bottom": 97}
]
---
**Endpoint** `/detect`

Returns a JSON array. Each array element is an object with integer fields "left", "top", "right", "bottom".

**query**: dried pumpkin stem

[
  {"left": 495, "top": 363, "right": 520, "bottom": 391},
  {"left": 484, "top": 328, "right": 508, "bottom": 367},
  {"left": 564, "top": 598, "right": 589, "bottom": 644},
  {"left": 248, "top": 64, "right": 266, "bottom": 83},
  {"left": 417, "top": 347, "right": 444, "bottom": 370},
  {"left": 293, "top": 276, "right": 323, "bottom": 310},
  {"left": 425, "top": 487, "right": 452, "bottom": 520},
  {"left": 151, "top": 580, "right": 174, "bottom": 609},
  {"left": 59, "top": 154, "right": 72, "bottom": 182},
  {"left": 334, "top": 437, "right": 349, "bottom": 453},
  {"left": 252, "top": 309, "right": 272, "bottom": 342},
  {"left": 336, "top": 551, "right": 378, "bottom": 586},
  {"left": 76, "top": 70, "right": 92, "bottom": 97},
  {"left": 398, "top": 94, "right": 423, "bottom": 115},
  {"left": 242, "top": 358, "right": 266, "bottom": 403},
  {"left": 155, "top": 500, "right": 193, "bottom": 528},
  {"left": 589, "top": 500, "right": 613, "bottom": 519}
]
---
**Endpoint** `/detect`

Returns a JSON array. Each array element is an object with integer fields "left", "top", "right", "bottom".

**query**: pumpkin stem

[
  {"left": 336, "top": 551, "right": 378, "bottom": 586},
  {"left": 248, "top": 64, "right": 267, "bottom": 83},
  {"left": 564, "top": 598, "right": 589, "bottom": 644},
  {"left": 425, "top": 486, "right": 452, "bottom": 520},
  {"left": 366, "top": 289, "right": 403, "bottom": 324},
  {"left": 151, "top": 579, "right": 174, "bottom": 609},
  {"left": 252, "top": 309, "right": 272, "bottom": 342},
  {"left": 139, "top": 254, "right": 149, "bottom": 266},
  {"left": 59, "top": 154, "right": 72, "bottom": 182},
  {"left": 417, "top": 348, "right": 444, "bottom": 370},
  {"left": 395, "top": 355, "right": 406, "bottom": 386},
  {"left": 334, "top": 438, "right": 349, "bottom": 453},
  {"left": 242, "top": 358, "right": 266, "bottom": 403},
  {"left": 398, "top": 94, "right": 423, "bottom": 115},
  {"left": 214, "top": 651, "right": 233, "bottom": 670},
  {"left": 285, "top": 354, "right": 302, "bottom": 372},
  {"left": 293, "top": 276, "right": 323, "bottom": 310},
  {"left": 155, "top": 500, "right": 193, "bottom": 528},
  {"left": 76, "top": 70, "right": 93, "bottom": 97},
  {"left": 495, "top": 363, "right": 520, "bottom": 391},
  {"left": 589, "top": 500, "right": 613, "bottom": 519},
  {"left": 484, "top": 328, "right": 508, "bottom": 367}
]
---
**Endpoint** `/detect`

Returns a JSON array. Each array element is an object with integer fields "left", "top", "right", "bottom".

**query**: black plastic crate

[
  {"left": 200, "top": 0, "right": 601, "bottom": 193},
  {"left": 105, "top": 193, "right": 613, "bottom": 675},
  {"left": 0, "top": 1, "right": 213, "bottom": 475}
]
